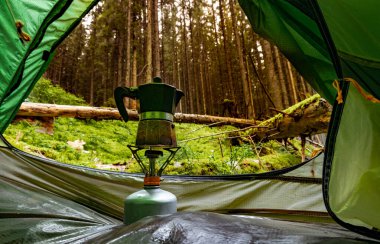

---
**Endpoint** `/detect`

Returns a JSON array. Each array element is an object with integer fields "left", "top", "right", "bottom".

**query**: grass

[
  {"left": 3, "top": 117, "right": 308, "bottom": 175},
  {"left": 27, "top": 77, "right": 87, "bottom": 105},
  {"left": 3, "top": 77, "right": 312, "bottom": 176}
]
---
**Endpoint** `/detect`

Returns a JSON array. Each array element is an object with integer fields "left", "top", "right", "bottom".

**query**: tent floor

[{"left": 0, "top": 211, "right": 375, "bottom": 243}]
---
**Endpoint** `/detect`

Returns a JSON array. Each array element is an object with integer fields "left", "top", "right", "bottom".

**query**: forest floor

[
  {"left": 4, "top": 78, "right": 318, "bottom": 176},
  {"left": 4, "top": 117, "right": 315, "bottom": 176}
]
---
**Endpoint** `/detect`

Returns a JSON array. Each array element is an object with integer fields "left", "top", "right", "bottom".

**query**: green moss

[
  {"left": 282, "top": 94, "right": 320, "bottom": 114},
  {"left": 4, "top": 118, "right": 308, "bottom": 175},
  {"left": 4, "top": 117, "right": 136, "bottom": 168},
  {"left": 244, "top": 94, "right": 321, "bottom": 136},
  {"left": 28, "top": 78, "right": 87, "bottom": 105},
  {"left": 260, "top": 153, "right": 301, "bottom": 171}
]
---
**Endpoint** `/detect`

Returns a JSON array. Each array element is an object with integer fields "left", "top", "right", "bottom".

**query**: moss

[
  {"left": 244, "top": 94, "right": 321, "bottom": 136},
  {"left": 4, "top": 117, "right": 308, "bottom": 176},
  {"left": 282, "top": 94, "right": 320, "bottom": 114},
  {"left": 28, "top": 78, "right": 87, "bottom": 105},
  {"left": 4, "top": 117, "right": 136, "bottom": 168},
  {"left": 239, "top": 158, "right": 262, "bottom": 173},
  {"left": 260, "top": 153, "right": 301, "bottom": 171}
]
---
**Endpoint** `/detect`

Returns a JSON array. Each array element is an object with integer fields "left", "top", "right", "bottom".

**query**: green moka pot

[
  {"left": 114, "top": 77, "right": 184, "bottom": 148},
  {"left": 124, "top": 186, "right": 177, "bottom": 225},
  {"left": 114, "top": 77, "right": 184, "bottom": 123}
]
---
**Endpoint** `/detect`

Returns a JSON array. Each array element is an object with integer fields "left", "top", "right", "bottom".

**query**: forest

[
  {"left": 3, "top": 0, "right": 328, "bottom": 176},
  {"left": 1, "top": 1, "right": 378, "bottom": 241},
  {"left": 44, "top": 0, "right": 315, "bottom": 120}
]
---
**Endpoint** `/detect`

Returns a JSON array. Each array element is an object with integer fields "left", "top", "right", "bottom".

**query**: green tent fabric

[
  {"left": 0, "top": 0, "right": 100, "bottom": 134},
  {"left": 327, "top": 85, "right": 380, "bottom": 230},
  {"left": 239, "top": 0, "right": 380, "bottom": 238},
  {"left": 1, "top": 0, "right": 380, "bottom": 240},
  {"left": 0, "top": 139, "right": 327, "bottom": 218},
  {"left": 238, "top": 0, "right": 337, "bottom": 103},
  {"left": 2, "top": 137, "right": 374, "bottom": 243},
  {"left": 239, "top": 0, "right": 380, "bottom": 102},
  {"left": 318, "top": 0, "right": 380, "bottom": 98}
]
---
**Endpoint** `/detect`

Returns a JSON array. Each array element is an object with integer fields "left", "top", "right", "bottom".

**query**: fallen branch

[
  {"left": 174, "top": 113, "right": 257, "bottom": 127},
  {"left": 269, "top": 108, "right": 297, "bottom": 118},
  {"left": 179, "top": 125, "right": 267, "bottom": 143},
  {"left": 242, "top": 94, "right": 331, "bottom": 140}
]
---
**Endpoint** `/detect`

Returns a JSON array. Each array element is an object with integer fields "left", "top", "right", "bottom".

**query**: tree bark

[
  {"left": 90, "top": 54, "right": 94, "bottom": 106},
  {"left": 199, "top": 27, "right": 207, "bottom": 115},
  {"left": 211, "top": 0, "right": 223, "bottom": 101},
  {"left": 188, "top": 6, "right": 199, "bottom": 114},
  {"left": 131, "top": 2, "right": 139, "bottom": 109},
  {"left": 18, "top": 103, "right": 137, "bottom": 120},
  {"left": 273, "top": 46, "right": 289, "bottom": 108},
  {"left": 262, "top": 39, "right": 282, "bottom": 110},
  {"left": 17, "top": 103, "right": 258, "bottom": 126},
  {"left": 181, "top": 2, "right": 192, "bottom": 114},
  {"left": 146, "top": 0, "right": 153, "bottom": 82},
  {"left": 153, "top": 0, "right": 160, "bottom": 78},
  {"left": 117, "top": 30, "right": 124, "bottom": 87},
  {"left": 218, "top": 0, "right": 234, "bottom": 101},
  {"left": 125, "top": 0, "right": 131, "bottom": 87},
  {"left": 287, "top": 60, "right": 298, "bottom": 104}
]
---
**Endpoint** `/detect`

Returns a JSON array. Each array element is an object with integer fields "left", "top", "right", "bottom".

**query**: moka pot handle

[{"left": 114, "top": 87, "right": 138, "bottom": 122}]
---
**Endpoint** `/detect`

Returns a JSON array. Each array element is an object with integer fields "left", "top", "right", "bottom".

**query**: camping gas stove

[{"left": 114, "top": 77, "right": 183, "bottom": 224}]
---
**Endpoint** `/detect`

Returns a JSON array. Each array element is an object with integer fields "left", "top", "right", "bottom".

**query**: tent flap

[
  {"left": 240, "top": 0, "right": 380, "bottom": 238},
  {"left": 0, "top": 0, "right": 100, "bottom": 133}
]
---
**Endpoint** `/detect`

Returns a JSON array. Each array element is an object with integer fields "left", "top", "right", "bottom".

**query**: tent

[
  {"left": 0, "top": 0, "right": 379, "bottom": 242},
  {"left": 0, "top": 136, "right": 372, "bottom": 242}
]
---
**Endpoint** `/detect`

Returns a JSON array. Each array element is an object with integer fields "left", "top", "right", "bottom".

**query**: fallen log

[
  {"left": 16, "top": 102, "right": 256, "bottom": 126},
  {"left": 242, "top": 94, "right": 331, "bottom": 140},
  {"left": 16, "top": 95, "right": 331, "bottom": 138},
  {"left": 17, "top": 103, "right": 139, "bottom": 120}
]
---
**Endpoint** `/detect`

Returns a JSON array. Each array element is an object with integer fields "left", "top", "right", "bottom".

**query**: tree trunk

[
  {"left": 146, "top": 0, "right": 152, "bottom": 82},
  {"left": 111, "top": 34, "right": 118, "bottom": 91},
  {"left": 125, "top": 0, "right": 131, "bottom": 87},
  {"left": 273, "top": 46, "right": 289, "bottom": 108},
  {"left": 160, "top": 0, "right": 165, "bottom": 81},
  {"left": 130, "top": 2, "right": 139, "bottom": 109},
  {"left": 181, "top": 1, "right": 192, "bottom": 114},
  {"left": 287, "top": 60, "right": 298, "bottom": 104},
  {"left": 90, "top": 45, "right": 95, "bottom": 106},
  {"left": 229, "top": 0, "right": 254, "bottom": 119},
  {"left": 117, "top": 31, "right": 124, "bottom": 87},
  {"left": 198, "top": 25, "right": 207, "bottom": 114},
  {"left": 299, "top": 75, "right": 309, "bottom": 100},
  {"left": 218, "top": 0, "right": 235, "bottom": 102},
  {"left": 153, "top": 0, "right": 160, "bottom": 78},
  {"left": 211, "top": 0, "right": 223, "bottom": 114},
  {"left": 188, "top": 6, "right": 201, "bottom": 114},
  {"left": 59, "top": 48, "right": 65, "bottom": 87},
  {"left": 262, "top": 39, "right": 282, "bottom": 109}
]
